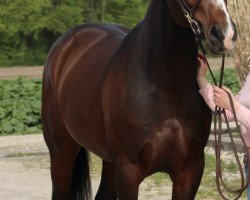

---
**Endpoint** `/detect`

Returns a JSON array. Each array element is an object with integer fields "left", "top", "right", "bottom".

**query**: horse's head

[{"left": 168, "top": 0, "right": 237, "bottom": 53}]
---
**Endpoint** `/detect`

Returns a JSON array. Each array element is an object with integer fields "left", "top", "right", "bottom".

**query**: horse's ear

[{"left": 167, "top": 0, "right": 189, "bottom": 27}]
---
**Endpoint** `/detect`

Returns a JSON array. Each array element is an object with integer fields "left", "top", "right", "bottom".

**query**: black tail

[{"left": 71, "top": 147, "right": 92, "bottom": 200}]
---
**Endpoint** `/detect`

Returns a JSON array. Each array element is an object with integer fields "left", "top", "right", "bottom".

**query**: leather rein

[{"left": 176, "top": 0, "right": 249, "bottom": 199}]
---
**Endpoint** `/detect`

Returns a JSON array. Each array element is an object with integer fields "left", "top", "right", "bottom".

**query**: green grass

[
  {"left": 6, "top": 152, "right": 47, "bottom": 158},
  {"left": 206, "top": 68, "right": 240, "bottom": 94}
]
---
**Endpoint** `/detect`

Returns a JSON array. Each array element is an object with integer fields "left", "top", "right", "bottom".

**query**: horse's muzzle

[{"left": 207, "top": 22, "right": 237, "bottom": 54}]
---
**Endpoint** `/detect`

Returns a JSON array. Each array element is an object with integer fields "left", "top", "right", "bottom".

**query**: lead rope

[{"left": 198, "top": 41, "right": 249, "bottom": 199}]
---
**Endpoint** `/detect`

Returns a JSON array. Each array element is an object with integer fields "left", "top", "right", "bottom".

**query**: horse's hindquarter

[{"left": 43, "top": 24, "right": 129, "bottom": 160}]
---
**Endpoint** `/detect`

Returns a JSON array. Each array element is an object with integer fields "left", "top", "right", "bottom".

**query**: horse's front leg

[
  {"left": 171, "top": 156, "right": 205, "bottom": 200},
  {"left": 114, "top": 157, "right": 144, "bottom": 200}
]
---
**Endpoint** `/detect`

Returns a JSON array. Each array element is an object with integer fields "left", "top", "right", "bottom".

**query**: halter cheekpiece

[{"left": 176, "top": 0, "right": 202, "bottom": 40}]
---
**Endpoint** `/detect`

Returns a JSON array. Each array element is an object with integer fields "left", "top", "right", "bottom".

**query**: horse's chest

[{"left": 126, "top": 88, "right": 196, "bottom": 123}]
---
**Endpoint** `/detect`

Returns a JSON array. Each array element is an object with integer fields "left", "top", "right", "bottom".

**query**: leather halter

[{"left": 176, "top": 0, "right": 203, "bottom": 40}]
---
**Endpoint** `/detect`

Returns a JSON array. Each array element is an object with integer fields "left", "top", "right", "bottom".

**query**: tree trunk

[
  {"left": 101, "top": 0, "right": 106, "bottom": 22},
  {"left": 84, "top": 0, "right": 98, "bottom": 23}
]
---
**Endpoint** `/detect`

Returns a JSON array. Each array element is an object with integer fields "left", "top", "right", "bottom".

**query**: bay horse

[{"left": 42, "top": 0, "right": 237, "bottom": 199}]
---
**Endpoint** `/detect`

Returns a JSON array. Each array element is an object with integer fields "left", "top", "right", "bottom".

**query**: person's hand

[
  {"left": 196, "top": 52, "right": 208, "bottom": 89},
  {"left": 213, "top": 86, "right": 240, "bottom": 111}
]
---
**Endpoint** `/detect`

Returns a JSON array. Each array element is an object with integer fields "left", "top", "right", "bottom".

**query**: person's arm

[
  {"left": 237, "top": 74, "right": 250, "bottom": 128},
  {"left": 197, "top": 54, "right": 209, "bottom": 91},
  {"left": 197, "top": 54, "right": 216, "bottom": 111},
  {"left": 196, "top": 54, "right": 245, "bottom": 123},
  {"left": 199, "top": 83, "right": 216, "bottom": 111},
  {"left": 236, "top": 105, "right": 250, "bottom": 128}
]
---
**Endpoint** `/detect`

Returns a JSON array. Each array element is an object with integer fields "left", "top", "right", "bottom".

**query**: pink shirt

[{"left": 199, "top": 73, "right": 250, "bottom": 147}]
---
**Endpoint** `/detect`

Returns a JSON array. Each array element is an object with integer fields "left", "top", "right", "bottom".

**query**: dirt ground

[
  {"left": 0, "top": 66, "right": 43, "bottom": 80},
  {"left": 0, "top": 134, "right": 173, "bottom": 200},
  {"left": 0, "top": 57, "right": 234, "bottom": 80},
  {"left": 0, "top": 134, "right": 51, "bottom": 200}
]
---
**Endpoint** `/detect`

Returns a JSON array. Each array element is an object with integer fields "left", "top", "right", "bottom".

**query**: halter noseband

[{"left": 176, "top": 0, "right": 203, "bottom": 40}]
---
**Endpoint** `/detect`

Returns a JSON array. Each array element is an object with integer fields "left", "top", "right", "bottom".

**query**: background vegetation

[
  {"left": 0, "top": 77, "right": 41, "bottom": 135},
  {"left": 1, "top": 0, "right": 244, "bottom": 66},
  {"left": 0, "top": 0, "right": 150, "bottom": 66},
  {"left": 229, "top": 0, "right": 250, "bottom": 84}
]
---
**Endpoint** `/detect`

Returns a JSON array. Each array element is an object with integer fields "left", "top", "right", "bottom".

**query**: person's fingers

[
  {"left": 222, "top": 86, "right": 232, "bottom": 95},
  {"left": 197, "top": 57, "right": 207, "bottom": 70},
  {"left": 213, "top": 86, "right": 225, "bottom": 93},
  {"left": 213, "top": 93, "right": 221, "bottom": 101},
  {"left": 222, "top": 86, "right": 229, "bottom": 90},
  {"left": 213, "top": 96, "right": 219, "bottom": 105},
  {"left": 197, "top": 57, "right": 205, "bottom": 63},
  {"left": 198, "top": 52, "right": 205, "bottom": 60},
  {"left": 213, "top": 86, "right": 219, "bottom": 91},
  {"left": 197, "top": 57, "right": 202, "bottom": 66},
  {"left": 213, "top": 85, "right": 231, "bottom": 93}
]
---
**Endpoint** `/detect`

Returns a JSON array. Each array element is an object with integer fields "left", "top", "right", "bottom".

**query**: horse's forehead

[
  {"left": 209, "top": 0, "right": 231, "bottom": 25},
  {"left": 210, "top": 0, "right": 227, "bottom": 9}
]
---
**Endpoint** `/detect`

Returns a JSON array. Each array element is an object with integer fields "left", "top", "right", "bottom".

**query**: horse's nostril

[
  {"left": 232, "top": 23, "right": 237, "bottom": 42},
  {"left": 209, "top": 25, "right": 225, "bottom": 42},
  {"left": 232, "top": 30, "right": 237, "bottom": 42}
]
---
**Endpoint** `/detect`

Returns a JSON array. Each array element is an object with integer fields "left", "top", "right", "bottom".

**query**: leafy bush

[
  {"left": 206, "top": 68, "right": 240, "bottom": 94},
  {"left": 0, "top": 77, "right": 42, "bottom": 135}
]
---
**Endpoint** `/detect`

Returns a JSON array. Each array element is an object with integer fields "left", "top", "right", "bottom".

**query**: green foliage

[
  {"left": 42, "top": 4, "right": 84, "bottom": 34},
  {"left": 0, "top": 77, "right": 42, "bottom": 135},
  {"left": 0, "top": 0, "right": 150, "bottom": 66},
  {"left": 104, "top": 0, "right": 149, "bottom": 28},
  {"left": 206, "top": 68, "right": 240, "bottom": 94}
]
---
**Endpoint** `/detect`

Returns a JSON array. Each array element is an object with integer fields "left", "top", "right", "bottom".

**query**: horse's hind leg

[
  {"left": 49, "top": 137, "right": 79, "bottom": 200},
  {"left": 95, "top": 160, "right": 117, "bottom": 200},
  {"left": 171, "top": 157, "right": 205, "bottom": 200},
  {"left": 42, "top": 85, "right": 91, "bottom": 200},
  {"left": 44, "top": 130, "right": 91, "bottom": 200}
]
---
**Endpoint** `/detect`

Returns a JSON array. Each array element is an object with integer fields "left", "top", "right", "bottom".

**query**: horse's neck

[{"left": 129, "top": 0, "right": 198, "bottom": 82}]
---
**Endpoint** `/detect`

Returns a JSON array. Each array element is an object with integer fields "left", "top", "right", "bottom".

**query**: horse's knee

[
  {"left": 171, "top": 158, "right": 205, "bottom": 200},
  {"left": 114, "top": 159, "right": 144, "bottom": 200}
]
